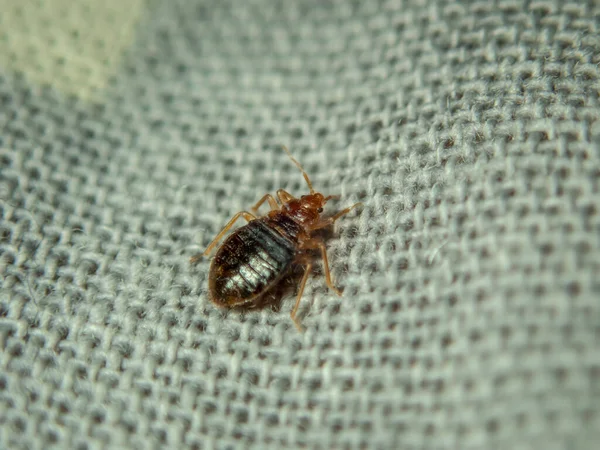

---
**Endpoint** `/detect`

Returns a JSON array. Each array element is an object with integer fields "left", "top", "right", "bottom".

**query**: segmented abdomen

[{"left": 208, "top": 219, "right": 297, "bottom": 306}]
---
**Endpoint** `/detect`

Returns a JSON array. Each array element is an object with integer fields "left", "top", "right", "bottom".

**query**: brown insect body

[{"left": 192, "top": 147, "right": 361, "bottom": 331}]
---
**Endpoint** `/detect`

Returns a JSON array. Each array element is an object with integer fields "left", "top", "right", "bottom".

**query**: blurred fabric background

[{"left": 1, "top": 0, "right": 599, "bottom": 448}]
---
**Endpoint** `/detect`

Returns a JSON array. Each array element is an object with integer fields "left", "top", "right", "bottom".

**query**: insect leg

[
  {"left": 290, "top": 261, "right": 313, "bottom": 332},
  {"left": 312, "top": 202, "right": 362, "bottom": 230},
  {"left": 276, "top": 189, "right": 295, "bottom": 204},
  {"left": 190, "top": 211, "right": 256, "bottom": 263},
  {"left": 251, "top": 194, "right": 279, "bottom": 214},
  {"left": 300, "top": 238, "right": 342, "bottom": 296}
]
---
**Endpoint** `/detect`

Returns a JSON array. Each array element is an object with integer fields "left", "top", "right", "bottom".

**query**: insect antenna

[{"left": 282, "top": 145, "right": 314, "bottom": 193}]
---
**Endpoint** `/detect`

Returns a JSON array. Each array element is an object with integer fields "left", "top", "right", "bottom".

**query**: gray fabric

[{"left": 1, "top": 0, "right": 599, "bottom": 449}]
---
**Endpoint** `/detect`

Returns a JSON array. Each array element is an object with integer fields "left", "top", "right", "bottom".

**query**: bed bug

[{"left": 190, "top": 146, "right": 361, "bottom": 331}]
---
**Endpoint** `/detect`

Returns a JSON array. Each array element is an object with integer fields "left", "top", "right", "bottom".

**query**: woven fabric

[{"left": 1, "top": 0, "right": 599, "bottom": 449}]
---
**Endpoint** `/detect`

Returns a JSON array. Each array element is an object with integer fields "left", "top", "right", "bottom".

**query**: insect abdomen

[{"left": 208, "top": 219, "right": 297, "bottom": 307}]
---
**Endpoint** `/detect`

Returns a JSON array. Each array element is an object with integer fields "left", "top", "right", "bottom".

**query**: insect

[{"left": 191, "top": 146, "right": 361, "bottom": 331}]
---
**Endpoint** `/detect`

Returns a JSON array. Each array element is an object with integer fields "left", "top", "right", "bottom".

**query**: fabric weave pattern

[{"left": 0, "top": 1, "right": 599, "bottom": 449}]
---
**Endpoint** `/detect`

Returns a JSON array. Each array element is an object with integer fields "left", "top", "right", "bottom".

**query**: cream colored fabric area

[{"left": 0, "top": 0, "right": 144, "bottom": 101}]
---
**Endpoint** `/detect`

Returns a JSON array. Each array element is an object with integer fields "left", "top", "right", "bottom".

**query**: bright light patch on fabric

[{"left": 0, "top": 0, "right": 145, "bottom": 101}]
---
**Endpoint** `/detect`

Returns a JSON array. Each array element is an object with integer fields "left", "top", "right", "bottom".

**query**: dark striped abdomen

[{"left": 208, "top": 218, "right": 297, "bottom": 307}]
